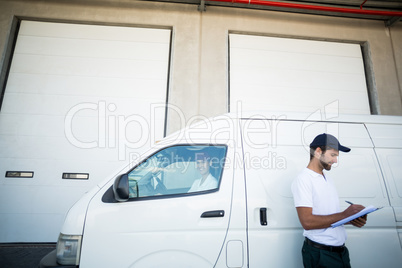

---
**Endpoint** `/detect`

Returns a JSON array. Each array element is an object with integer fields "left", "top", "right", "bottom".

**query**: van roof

[
  {"left": 229, "top": 111, "right": 402, "bottom": 125},
  {"left": 162, "top": 111, "right": 402, "bottom": 149}
]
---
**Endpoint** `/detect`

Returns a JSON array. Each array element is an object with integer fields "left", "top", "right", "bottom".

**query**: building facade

[{"left": 0, "top": 0, "right": 401, "bottom": 242}]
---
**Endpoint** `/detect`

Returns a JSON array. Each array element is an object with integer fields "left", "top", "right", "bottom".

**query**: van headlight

[{"left": 56, "top": 233, "right": 82, "bottom": 265}]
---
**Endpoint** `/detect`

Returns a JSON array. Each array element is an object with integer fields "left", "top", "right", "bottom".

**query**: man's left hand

[{"left": 348, "top": 215, "right": 367, "bottom": 228}]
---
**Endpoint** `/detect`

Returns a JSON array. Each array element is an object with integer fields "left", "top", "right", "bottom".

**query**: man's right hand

[
  {"left": 343, "top": 204, "right": 365, "bottom": 217},
  {"left": 343, "top": 204, "right": 367, "bottom": 228}
]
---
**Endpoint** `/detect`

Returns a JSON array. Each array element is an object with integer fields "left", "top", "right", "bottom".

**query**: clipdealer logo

[
  {"left": 64, "top": 100, "right": 341, "bottom": 164},
  {"left": 64, "top": 101, "right": 159, "bottom": 160}
]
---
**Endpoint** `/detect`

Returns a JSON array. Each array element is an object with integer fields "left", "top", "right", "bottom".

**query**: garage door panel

[
  {"left": 230, "top": 34, "right": 370, "bottom": 115},
  {"left": 19, "top": 21, "right": 170, "bottom": 43},
  {"left": 6, "top": 73, "right": 166, "bottom": 98},
  {"left": 232, "top": 84, "right": 369, "bottom": 101},
  {"left": 0, "top": 135, "right": 149, "bottom": 168},
  {"left": 231, "top": 84, "right": 370, "bottom": 113},
  {"left": 230, "top": 34, "right": 362, "bottom": 57},
  {"left": 0, "top": 135, "right": 118, "bottom": 161},
  {"left": 15, "top": 36, "right": 170, "bottom": 61},
  {"left": 0, "top": 114, "right": 64, "bottom": 137},
  {"left": 0, "top": 159, "right": 123, "bottom": 189},
  {"left": 2, "top": 92, "right": 165, "bottom": 115},
  {"left": 1, "top": 94, "right": 165, "bottom": 148},
  {"left": 10, "top": 54, "right": 168, "bottom": 79},
  {"left": 231, "top": 48, "right": 364, "bottom": 74},
  {"left": 0, "top": 20, "right": 171, "bottom": 242},
  {"left": 233, "top": 93, "right": 369, "bottom": 114},
  {"left": 231, "top": 66, "right": 366, "bottom": 92},
  {"left": 1, "top": 93, "right": 101, "bottom": 115}
]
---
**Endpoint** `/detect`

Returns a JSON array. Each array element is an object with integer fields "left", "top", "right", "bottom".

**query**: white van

[{"left": 40, "top": 112, "right": 402, "bottom": 267}]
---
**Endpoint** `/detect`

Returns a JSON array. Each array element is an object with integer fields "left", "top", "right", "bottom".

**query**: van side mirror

[{"left": 113, "top": 174, "right": 129, "bottom": 202}]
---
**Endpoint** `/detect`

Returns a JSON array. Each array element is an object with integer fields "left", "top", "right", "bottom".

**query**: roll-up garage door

[
  {"left": 229, "top": 34, "right": 370, "bottom": 115},
  {"left": 0, "top": 21, "right": 171, "bottom": 242}
]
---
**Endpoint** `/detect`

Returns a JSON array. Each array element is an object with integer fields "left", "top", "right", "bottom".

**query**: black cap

[{"left": 310, "top": 133, "right": 351, "bottom": 152}]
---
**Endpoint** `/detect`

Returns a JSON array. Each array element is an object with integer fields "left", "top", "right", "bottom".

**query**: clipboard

[{"left": 331, "top": 205, "right": 382, "bottom": 228}]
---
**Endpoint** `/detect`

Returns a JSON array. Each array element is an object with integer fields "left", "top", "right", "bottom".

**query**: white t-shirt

[
  {"left": 291, "top": 168, "right": 347, "bottom": 246},
  {"left": 189, "top": 174, "right": 218, "bottom": 192}
]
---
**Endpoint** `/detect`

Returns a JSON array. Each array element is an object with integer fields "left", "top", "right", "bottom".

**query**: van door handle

[
  {"left": 260, "top": 208, "right": 267, "bottom": 226},
  {"left": 201, "top": 210, "right": 225, "bottom": 218}
]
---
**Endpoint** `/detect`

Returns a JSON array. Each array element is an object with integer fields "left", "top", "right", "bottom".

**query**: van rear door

[
  {"left": 79, "top": 144, "right": 234, "bottom": 267},
  {"left": 366, "top": 123, "right": 402, "bottom": 254},
  {"left": 241, "top": 118, "right": 402, "bottom": 267}
]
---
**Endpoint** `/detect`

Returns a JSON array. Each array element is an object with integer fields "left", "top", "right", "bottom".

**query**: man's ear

[{"left": 314, "top": 147, "right": 322, "bottom": 158}]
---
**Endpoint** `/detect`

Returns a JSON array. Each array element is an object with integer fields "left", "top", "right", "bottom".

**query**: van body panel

[
  {"left": 330, "top": 147, "right": 389, "bottom": 205},
  {"left": 214, "top": 147, "right": 248, "bottom": 267},
  {"left": 346, "top": 228, "right": 402, "bottom": 267},
  {"left": 60, "top": 185, "right": 100, "bottom": 235},
  {"left": 367, "top": 123, "right": 402, "bottom": 222},
  {"left": 241, "top": 119, "right": 307, "bottom": 267},
  {"left": 241, "top": 119, "right": 373, "bottom": 149},
  {"left": 366, "top": 124, "right": 402, "bottom": 148},
  {"left": 374, "top": 148, "right": 402, "bottom": 221},
  {"left": 79, "top": 142, "right": 235, "bottom": 267}
]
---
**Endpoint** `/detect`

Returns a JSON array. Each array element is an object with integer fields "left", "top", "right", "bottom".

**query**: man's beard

[{"left": 320, "top": 159, "right": 332, "bottom": 171}]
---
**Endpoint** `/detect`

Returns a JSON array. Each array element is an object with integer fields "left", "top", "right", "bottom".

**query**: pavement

[{"left": 0, "top": 244, "right": 55, "bottom": 268}]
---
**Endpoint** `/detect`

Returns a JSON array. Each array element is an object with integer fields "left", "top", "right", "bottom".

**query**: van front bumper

[{"left": 39, "top": 249, "right": 77, "bottom": 268}]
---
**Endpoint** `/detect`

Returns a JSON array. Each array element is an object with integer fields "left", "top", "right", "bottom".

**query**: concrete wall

[
  {"left": 391, "top": 23, "right": 402, "bottom": 112},
  {"left": 0, "top": 0, "right": 401, "bottom": 135}
]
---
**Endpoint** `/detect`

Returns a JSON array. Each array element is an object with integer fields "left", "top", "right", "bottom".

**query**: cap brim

[{"left": 338, "top": 145, "right": 351, "bottom": 152}]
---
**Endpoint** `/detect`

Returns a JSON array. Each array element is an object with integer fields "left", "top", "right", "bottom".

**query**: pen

[{"left": 345, "top": 200, "right": 354, "bottom": 205}]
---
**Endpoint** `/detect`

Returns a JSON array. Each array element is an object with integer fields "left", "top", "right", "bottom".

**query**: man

[
  {"left": 188, "top": 152, "right": 218, "bottom": 192},
  {"left": 291, "top": 133, "right": 367, "bottom": 268}
]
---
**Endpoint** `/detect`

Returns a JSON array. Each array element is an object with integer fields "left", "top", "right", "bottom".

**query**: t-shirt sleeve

[{"left": 291, "top": 174, "right": 313, "bottom": 208}]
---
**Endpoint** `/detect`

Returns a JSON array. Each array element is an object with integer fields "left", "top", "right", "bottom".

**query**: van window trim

[{"left": 102, "top": 143, "right": 228, "bottom": 203}]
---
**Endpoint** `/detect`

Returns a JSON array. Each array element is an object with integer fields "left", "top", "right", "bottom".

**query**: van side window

[{"left": 127, "top": 145, "right": 227, "bottom": 198}]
